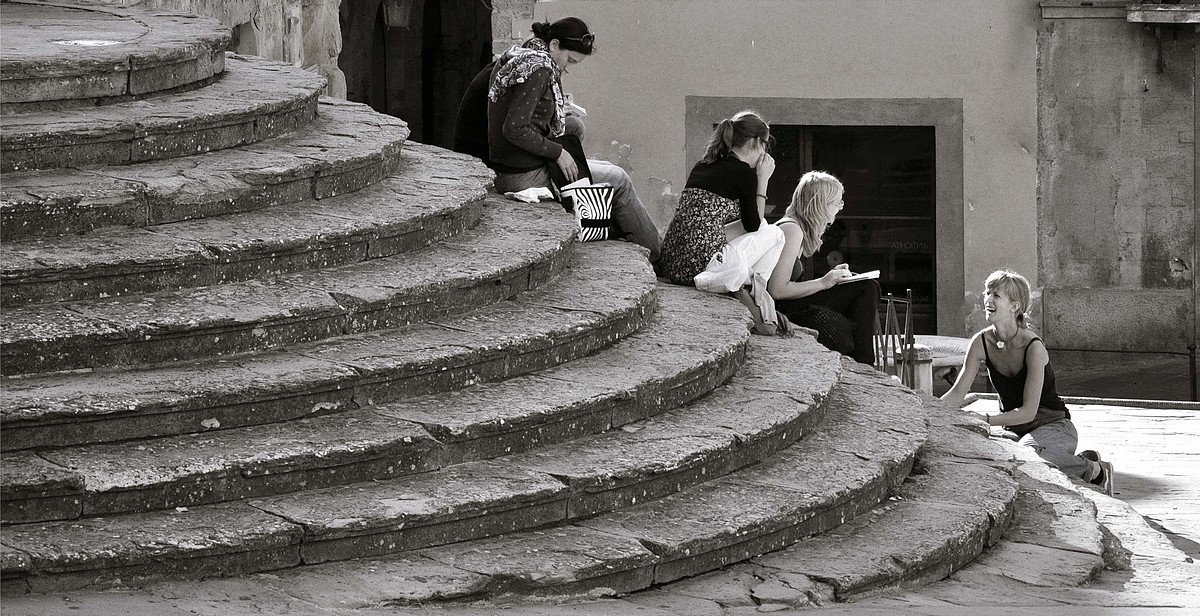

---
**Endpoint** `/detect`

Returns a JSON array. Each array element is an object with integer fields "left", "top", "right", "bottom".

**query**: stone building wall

[
  {"left": 1038, "top": 3, "right": 1197, "bottom": 354},
  {"left": 65, "top": 0, "right": 346, "bottom": 98}
]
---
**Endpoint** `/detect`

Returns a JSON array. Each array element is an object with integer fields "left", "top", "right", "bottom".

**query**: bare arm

[
  {"left": 940, "top": 331, "right": 987, "bottom": 408},
  {"left": 766, "top": 222, "right": 851, "bottom": 300}
]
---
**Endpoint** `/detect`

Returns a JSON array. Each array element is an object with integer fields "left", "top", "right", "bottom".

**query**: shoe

[{"left": 1088, "top": 457, "right": 1114, "bottom": 497}]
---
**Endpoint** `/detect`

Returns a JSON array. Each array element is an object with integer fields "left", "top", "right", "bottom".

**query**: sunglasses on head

[{"left": 560, "top": 32, "right": 596, "bottom": 46}]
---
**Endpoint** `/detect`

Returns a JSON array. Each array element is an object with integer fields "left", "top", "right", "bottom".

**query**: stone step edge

[
  {"left": 202, "top": 359, "right": 924, "bottom": 607},
  {"left": 0, "top": 198, "right": 575, "bottom": 376},
  {"left": 0, "top": 285, "right": 752, "bottom": 522},
  {"left": 1, "top": 54, "right": 326, "bottom": 173},
  {"left": 0, "top": 97, "right": 413, "bottom": 241},
  {"left": 0, "top": 242, "right": 656, "bottom": 449},
  {"left": 1, "top": 1, "right": 230, "bottom": 108},
  {"left": 0, "top": 334, "right": 839, "bottom": 593},
  {"left": 739, "top": 441, "right": 1019, "bottom": 605},
  {"left": 1, "top": 143, "right": 475, "bottom": 307}
]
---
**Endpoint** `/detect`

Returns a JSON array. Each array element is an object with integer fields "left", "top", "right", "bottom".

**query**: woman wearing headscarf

[{"left": 487, "top": 17, "right": 661, "bottom": 261}]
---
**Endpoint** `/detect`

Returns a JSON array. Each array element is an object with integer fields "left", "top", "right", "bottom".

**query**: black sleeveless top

[{"left": 983, "top": 335, "right": 1070, "bottom": 436}]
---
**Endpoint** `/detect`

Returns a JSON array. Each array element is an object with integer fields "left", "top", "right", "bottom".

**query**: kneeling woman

[
  {"left": 767, "top": 171, "right": 880, "bottom": 365},
  {"left": 658, "top": 110, "right": 788, "bottom": 332},
  {"left": 940, "top": 269, "right": 1112, "bottom": 494}
]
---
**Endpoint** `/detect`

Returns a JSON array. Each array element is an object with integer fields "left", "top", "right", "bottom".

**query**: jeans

[
  {"left": 494, "top": 159, "right": 663, "bottom": 262},
  {"left": 1018, "top": 418, "right": 1093, "bottom": 480}
]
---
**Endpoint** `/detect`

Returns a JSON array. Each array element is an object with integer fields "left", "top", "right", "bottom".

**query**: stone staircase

[{"left": 0, "top": 2, "right": 1090, "bottom": 610}]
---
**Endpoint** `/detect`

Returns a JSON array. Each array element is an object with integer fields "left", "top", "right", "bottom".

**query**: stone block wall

[{"left": 1038, "top": 6, "right": 1197, "bottom": 353}]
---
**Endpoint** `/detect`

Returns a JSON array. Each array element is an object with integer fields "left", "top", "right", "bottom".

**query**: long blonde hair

[{"left": 784, "top": 171, "right": 843, "bottom": 258}]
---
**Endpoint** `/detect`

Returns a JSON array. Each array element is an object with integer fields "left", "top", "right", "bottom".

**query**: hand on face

[{"left": 756, "top": 151, "right": 775, "bottom": 181}]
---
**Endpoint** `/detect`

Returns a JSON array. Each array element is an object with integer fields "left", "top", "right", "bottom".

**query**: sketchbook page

[{"left": 837, "top": 270, "right": 880, "bottom": 284}]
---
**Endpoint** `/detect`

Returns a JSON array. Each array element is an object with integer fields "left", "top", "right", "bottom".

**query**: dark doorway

[
  {"left": 768, "top": 125, "right": 937, "bottom": 333},
  {"left": 338, "top": 0, "right": 491, "bottom": 147}
]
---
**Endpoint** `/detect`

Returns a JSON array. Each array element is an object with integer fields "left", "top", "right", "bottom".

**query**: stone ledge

[
  {"left": 0, "top": 198, "right": 574, "bottom": 376},
  {"left": 1, "top": 143, "right": 474, "bottom": 308},
  {"left": 0, "top": 285, "right": 747, "bottom": 522},
  {"left": 0, "top": 2, "right": 230, "bottom": 108},
  {"left": 0, "top": 333, "right": 838, "bottom": 593},
  {"left": 1, "top": 98, "right": 415, "bottom": 241},
  {"left": 1, "top": 54, "right": 326, "bottom": 172},
  {"left": 0, "top": 242, "right": 656, "bottom": 449}
]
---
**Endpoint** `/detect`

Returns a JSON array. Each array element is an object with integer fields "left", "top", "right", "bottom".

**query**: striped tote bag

[{"left": 561, "top": 183, "right": 614, "bottom": 242}]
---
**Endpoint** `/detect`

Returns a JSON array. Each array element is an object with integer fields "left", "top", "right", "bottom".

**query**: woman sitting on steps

[
  {"left": 768, "top": 171, "right": 881, "bottom": 365},
  {"left": 658, "top": 110, "right": 791, "bottom": 335}
]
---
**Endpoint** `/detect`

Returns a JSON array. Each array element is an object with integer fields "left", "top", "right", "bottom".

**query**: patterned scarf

[{"left": 487, "top": 38, "right": 566, "bottom": 138}]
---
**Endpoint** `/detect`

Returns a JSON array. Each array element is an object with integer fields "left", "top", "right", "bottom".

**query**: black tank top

[{"left": 983, "top": 335, "right": 1070, "bottom": 436}]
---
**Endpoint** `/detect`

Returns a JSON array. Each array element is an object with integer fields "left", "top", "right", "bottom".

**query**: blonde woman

[
  {"left": 768, "top": 171, "right": 880, "bottom": 364},
  {"left": 940, "top": 269, "right": 1113, "bottom": 495}
]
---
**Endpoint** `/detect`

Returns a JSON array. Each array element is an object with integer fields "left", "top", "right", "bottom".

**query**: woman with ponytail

[
  {"left": 658, "top": 111, "right": 790, "bottom": 333},
  {"left": 940, "top": 269, "right": 1113, "bottom": 495},
  {"left": 768, "top": 171, "right": 880, "bottom": 363},
  {"left": 487, "top": 17, "right": 661, "bottom": 261}
]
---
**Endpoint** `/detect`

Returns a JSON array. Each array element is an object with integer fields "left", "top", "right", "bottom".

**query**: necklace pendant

[{"left": 996, "top": 340, "right": 1005, "bottom": 349}]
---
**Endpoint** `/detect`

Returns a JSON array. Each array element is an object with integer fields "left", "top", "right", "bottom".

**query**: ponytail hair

[
  {"left": 700, "top": 110, "right": 770, "bottom": 164},
  {"left": 785, "top": 171, "right": 843, "bottom": 258},
  {"left": 531, "top": 17, "right": 595, "bottom": 55}
]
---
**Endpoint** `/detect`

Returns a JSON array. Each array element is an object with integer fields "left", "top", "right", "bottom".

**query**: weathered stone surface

[
  {"left": 256, "top": 553, "right": 490, "bottom": 608},
  {"left": 252, "top": 460, "right": 569, "bottom": 563},
  {"left": 0, "top": 349, "right": 360, "bottom": 450},
  {"left": 2, "top": 54, "right": 325, "bottom": 172},
  {"left": 0, "top": 170, "right": 147, "bottom": 239},
  {"left": 507, "top": 419, "right": 737, "bottom": 518},
  {"left": 1, "top": 502, "right": 302, "bottom": 592},
  {"left": 35, "top": 409, "right": 440, "bottom": 516},
  {"left": 0, "top": 97, "right": 414, "bottom": 239},
  {"left": 1, "top": 243, "right": 653, "bottom": 447},
  {"left": 0, "top": 451, "right": 84, "bottom": 523},
  {"left": 745, "top": 457, "right": 1016, "bottom": 600},
  {"left": 1, "top": 199, "right": 576, "bottom": 375},
  {"left": 418, "top": 525, "right": 658, "bottom": 596},
  {"left": 574, "top": 360, "right": 925, "bottom": 586},
  {"left": 1003, "top": 464, "right": 1105, "bottom": 558},
  {"left": 1, "top": 140, "right": 471, "bottom": 296},
  {"left": 0, "top": 3, "right": 229, "bottom": 108}
]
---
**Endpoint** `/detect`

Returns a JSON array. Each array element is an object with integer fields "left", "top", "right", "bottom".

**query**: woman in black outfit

[
  {"left": 940, "top": 269, "right": 1113, "bottom": 494},
  {"left": 658, "top": 111, "right": 789, "bottom": 333}
]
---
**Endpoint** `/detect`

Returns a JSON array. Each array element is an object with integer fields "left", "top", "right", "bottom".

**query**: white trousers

[{"left": 694, "top": 222, "right": 785, "bottom": 293}]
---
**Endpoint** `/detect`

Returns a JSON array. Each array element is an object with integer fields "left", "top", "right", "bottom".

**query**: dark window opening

[{"left": 767, "top": 125, "right": 937, "bottom": 333}]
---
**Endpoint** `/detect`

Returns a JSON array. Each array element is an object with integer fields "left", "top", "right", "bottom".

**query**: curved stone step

[
  {"left": 0, "top": 333, "right": 839, "bottom": 593},
  {"left": 1, "top": 53, "right": 326, "bottom": 172},
  {"left": 1, "top": 143, "right": 476, "bottom": 308},
  {"left": 742, "top": 436, "right": 1018, "bottom": 603},
  {"left": 0, "top": 242, "right": 657, "bottom": 449},
  {"left": 0, "top": 2, "right": 229, "bottom": 112},
  {"left": 0, "top": 285, "right": 750, "bottom": 522},
  {"left": 0, "top": 97, "right": 412, "bottom": 241},
  {"left": 225, "top": 360, "right": 927, "bottom": 605},
  {"left": 0, "top": 199, "right": 577, "bottom": 376}
]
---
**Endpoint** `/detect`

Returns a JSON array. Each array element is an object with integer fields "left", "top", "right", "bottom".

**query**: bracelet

[{"left": 756, "top": 193, "right": 768, "bottom": 199}]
